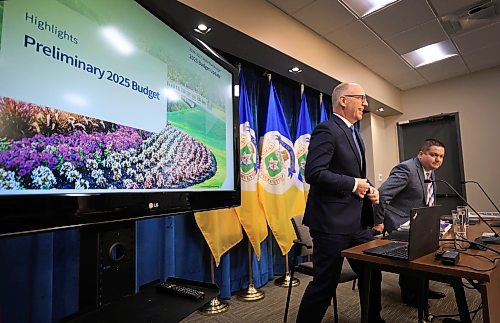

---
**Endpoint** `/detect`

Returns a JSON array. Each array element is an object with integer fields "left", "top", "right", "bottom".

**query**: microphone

[
  {"left": 425, "top": 178, "right": 500, "bottom": 245},
  {"left": 462, "top": 180, "right": 500, "bottom": 214}
]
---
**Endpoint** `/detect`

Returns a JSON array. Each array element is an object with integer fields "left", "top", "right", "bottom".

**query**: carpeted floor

[{"left": 182, "top": 271, "right": 482, "bottom": 322}]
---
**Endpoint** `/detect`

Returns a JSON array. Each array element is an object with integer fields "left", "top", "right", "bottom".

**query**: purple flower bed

[
  {"left": 1, "top": 97, "right": 217, "bottom": 190},
  {"left": 1, "top": 126, "right": 142, "bottom": 175}
]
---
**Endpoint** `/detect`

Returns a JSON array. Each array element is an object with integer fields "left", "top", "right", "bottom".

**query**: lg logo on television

[{"left": 148, "top": 202, "right": 159, "bottom": 209}]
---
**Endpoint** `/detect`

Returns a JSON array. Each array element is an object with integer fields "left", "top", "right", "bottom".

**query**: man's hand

[
  {"left": 354, "top": 179, "right": 370, "bottom": 199},
  {"left": 367, "top": 186, "right": 379, "bottom": 205},
  {"left": 373, "top": 223, "right": 384, "bottom": 235}
]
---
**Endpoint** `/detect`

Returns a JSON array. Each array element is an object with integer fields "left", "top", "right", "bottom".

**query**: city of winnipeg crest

[
  {"left": 239, "top": 122, "right": 258, "bottom": 182},
  {"left": 294, "top": 133, "right": 310, "bottom": 182},
  {"left": 259, "top": 130, "right": 298, "bottom": 193}
]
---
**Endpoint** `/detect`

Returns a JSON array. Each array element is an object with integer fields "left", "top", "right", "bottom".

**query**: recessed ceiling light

[
  {"left": 402, "top": 40, "right": 458, "bottom": 68},
  {"left": 376, "top": 107, "right": 385, "bottom": 112},
  {"left": 194, "top": 24, "right": 211, "bottom": 35},
  {"left": 288, "top": 66, "right": 302, "bottom": 73},
  {"left": 342, "top": 0, "right": 398, "bottom": 17}
]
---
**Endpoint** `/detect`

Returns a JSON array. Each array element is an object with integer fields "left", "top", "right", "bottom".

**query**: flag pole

[
  {"left": 199, "top": 255, "right": 229, "bottom": 315},
  {"left": 237, "top": 239, "right": 265, "bottom": 301},
  {"left": 276, "top": 82, "right": 306, "bottom": 288},
  {"left": 274, "top": 253, "right": 299, "bottom": 287}
]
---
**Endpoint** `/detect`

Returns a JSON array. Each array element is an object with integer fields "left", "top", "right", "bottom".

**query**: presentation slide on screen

[{"left": 0, "top": 0, "right": 234, "bottom": 194}]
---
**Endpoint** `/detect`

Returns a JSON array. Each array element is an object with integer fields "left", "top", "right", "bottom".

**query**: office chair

[{"left": 284, "top": 215, "right": 358, "bottom": 323}]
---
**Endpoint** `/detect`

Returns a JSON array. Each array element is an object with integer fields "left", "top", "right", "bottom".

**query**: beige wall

[
  {"left": 362, "top": 113, "right": 396, "bottom": 189},
  {"left": 180, "top": 0, "right": 402, "bottom": 111},
  {"left": 373, "top": 66, "right": 500, "bottom": 211}
]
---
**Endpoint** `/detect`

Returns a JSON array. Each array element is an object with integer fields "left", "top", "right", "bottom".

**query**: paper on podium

[
  {"left": 398, "top": 220, "right": 410, "bottom": 231},
  {"left": 397, "top": 220, "right": 451, "bottom": 233},
  {"left": 440, "top": 221, "right": 451, "bottom": 233}
]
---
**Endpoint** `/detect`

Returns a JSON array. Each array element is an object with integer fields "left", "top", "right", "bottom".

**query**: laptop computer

[{"left": 363, "top": 206, "right": 442, "bottom": 261}]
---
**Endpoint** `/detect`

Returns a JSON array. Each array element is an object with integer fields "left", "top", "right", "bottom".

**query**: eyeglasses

[{"left": 343, "top": 94, "right": 367, "bottom": 102}]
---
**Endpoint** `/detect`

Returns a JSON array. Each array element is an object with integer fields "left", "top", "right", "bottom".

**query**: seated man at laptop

[{"left": 373, "top": 138, "right": 446, "bottom": 307}]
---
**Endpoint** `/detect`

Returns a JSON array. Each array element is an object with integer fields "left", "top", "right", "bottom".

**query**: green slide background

[{"left": 168, "top": 108, "right": 226, "bottom": 188}]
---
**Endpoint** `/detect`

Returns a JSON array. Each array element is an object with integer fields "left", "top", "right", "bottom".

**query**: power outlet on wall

[{"left": 378, "top": 174, "right": 383, "bottom": 182}]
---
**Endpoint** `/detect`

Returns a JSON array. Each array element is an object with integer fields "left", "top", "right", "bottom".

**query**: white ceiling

[{"left": 266, "top": 0, "right": 500, "bottom": 90}]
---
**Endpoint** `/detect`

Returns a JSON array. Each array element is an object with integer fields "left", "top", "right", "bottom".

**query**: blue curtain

[
  {"left": 0, "top": 230, "right": 79, "bottom": 323},
  {"left": 0, "top": 62, "right": 330, "bottom": 323},
  {"left": 135, "top": 214, "right": 276, "bottom": 299}
]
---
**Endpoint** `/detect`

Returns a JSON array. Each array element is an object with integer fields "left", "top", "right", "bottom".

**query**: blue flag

[
  {"left": 258, "top": 80, "right": 305, "bottom": 254},
  {"left": 264, "top": 81, "right": 292, "bottom": 139},
  {"left": 320, "top": 100, "right": 328, "bottom": 123},
  {"left": 239, "top": 75, "right": 256, "bottom": 136},
  {"left": 295, "top": 94, "right": 312, "bottom": 140},
  {"left": 294, "top": 93, "right": 311, "bottom": 187},
  {"left": 235, "top": 72, "right": 268, "bottom": 259}
]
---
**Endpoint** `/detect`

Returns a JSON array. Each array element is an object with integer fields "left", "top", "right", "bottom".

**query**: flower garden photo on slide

[{"left": 0, "top": 97, "right": 219, "bottom": 191}]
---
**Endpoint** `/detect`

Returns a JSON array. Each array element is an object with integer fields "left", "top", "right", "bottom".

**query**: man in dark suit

[
  {"left": 373, "top": 139, "right": 446, "bottom": 306},
  {"left": 297, "top": 83, "right": 384, "bottom": 323}
]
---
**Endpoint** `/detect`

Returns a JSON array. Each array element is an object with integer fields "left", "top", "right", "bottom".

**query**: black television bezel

[{"left": 0, "top": 0, "right": 241, "bottom": 238}]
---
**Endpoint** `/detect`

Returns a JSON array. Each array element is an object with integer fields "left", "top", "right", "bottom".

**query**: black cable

[
  {"left": 429, "top": 304, "right": 482, "bottom": 320},
  {"left": 437, "top": 239, "right": 498, "bottom": 271},
  {"left": 455, "top": 250, "right": 495, "bottom": 263},
  {"left": 440, "top": 242, "right": 457, "bottom": 249},
  {"left": 455, "top": 263, "right": 497, "bottom": 272},
  {"left": 425, "top": 237, "right": 496, "bottom": 319},
  {"left": 440, "top": 238, "right": 500, "bottom": 255},
  {"left": 471, "top": 304, "right": 483, "bottom": 322}
]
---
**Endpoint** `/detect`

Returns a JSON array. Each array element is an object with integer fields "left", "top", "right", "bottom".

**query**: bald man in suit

[{"left": 297, "top": 83, "right": 384, "bottom": 323}]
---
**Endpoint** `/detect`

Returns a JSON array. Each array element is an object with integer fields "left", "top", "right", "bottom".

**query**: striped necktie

[{"left": 426, "top": 172, "right": 434, "bottom": 206}]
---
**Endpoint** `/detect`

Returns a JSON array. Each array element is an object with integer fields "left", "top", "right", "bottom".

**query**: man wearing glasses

[
  {"left": 298, "top": 83, "right": 384, "bottom": 323},
  {"left": 373, "top": 139, "right": 446, "bottom": 307}
]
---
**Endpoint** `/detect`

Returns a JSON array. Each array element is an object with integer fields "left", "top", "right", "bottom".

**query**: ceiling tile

[
  {"left": 387, "top": 70, "right": 426, "bottom": 86},
  {"left": 453, "top": 21, "right": 500, "bottom": 54},
  {"left": 349, "top": 41, "right": 402, "bottom": 67},
  {"left": 367, "top": 59, "right": 415, "bottom": 80},
  {"left": 267, "top": 0, "right": 500, "bottom": 91},
  {"left": 428, "top": 0, "right": 481, "bottom": 16},
  {"left": 386, "top": 19, "right": 448, "bottom": 54},
  {"left": 367, "top": 59, "right": 427, "bottom": 90},
  {"left": 417, "top": 56, "right": 469, "bottom": 82},
  {"left": 266, "top": 0, "right": 316, "bottom": 15},
  {"left": 323, "top": 20, "right": 381, "bottom": 53},
  {"left": 462, "top": 42, "right": 500, "bottom": 72},
  {"left": 293, "top": 0, "right": 356, "bottom": 35},
  {"left": 394, "top": 78, "right": 428, "bottom": 91},
  {"left": 362, "top": 0, "right": 436, "bottom": 39}
]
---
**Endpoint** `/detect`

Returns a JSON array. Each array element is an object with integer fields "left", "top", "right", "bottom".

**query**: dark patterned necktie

[{"left": 426, "top": 172, "right": 434, "bottom": 206}]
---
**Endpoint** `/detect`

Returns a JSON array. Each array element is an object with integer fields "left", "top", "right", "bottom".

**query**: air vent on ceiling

[{"left": 440, "top": 0, "right": 500, "bottom": 35}]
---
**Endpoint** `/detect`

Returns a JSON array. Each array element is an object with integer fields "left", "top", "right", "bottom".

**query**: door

[{"left": 397, "top": 113, "right": 466, "bottom": 214}]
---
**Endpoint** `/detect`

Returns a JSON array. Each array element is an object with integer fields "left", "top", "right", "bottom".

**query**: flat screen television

[{"left": 0, "top": 0, "right": 240, "bottom": 237}]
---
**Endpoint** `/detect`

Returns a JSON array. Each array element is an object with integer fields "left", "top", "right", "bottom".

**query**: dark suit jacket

[
  {"left": 374, "top": 157, "right": 436, "bottom": 233},
  {"left": 303, "top": 114, "right": 373, "bottom": 234}
]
